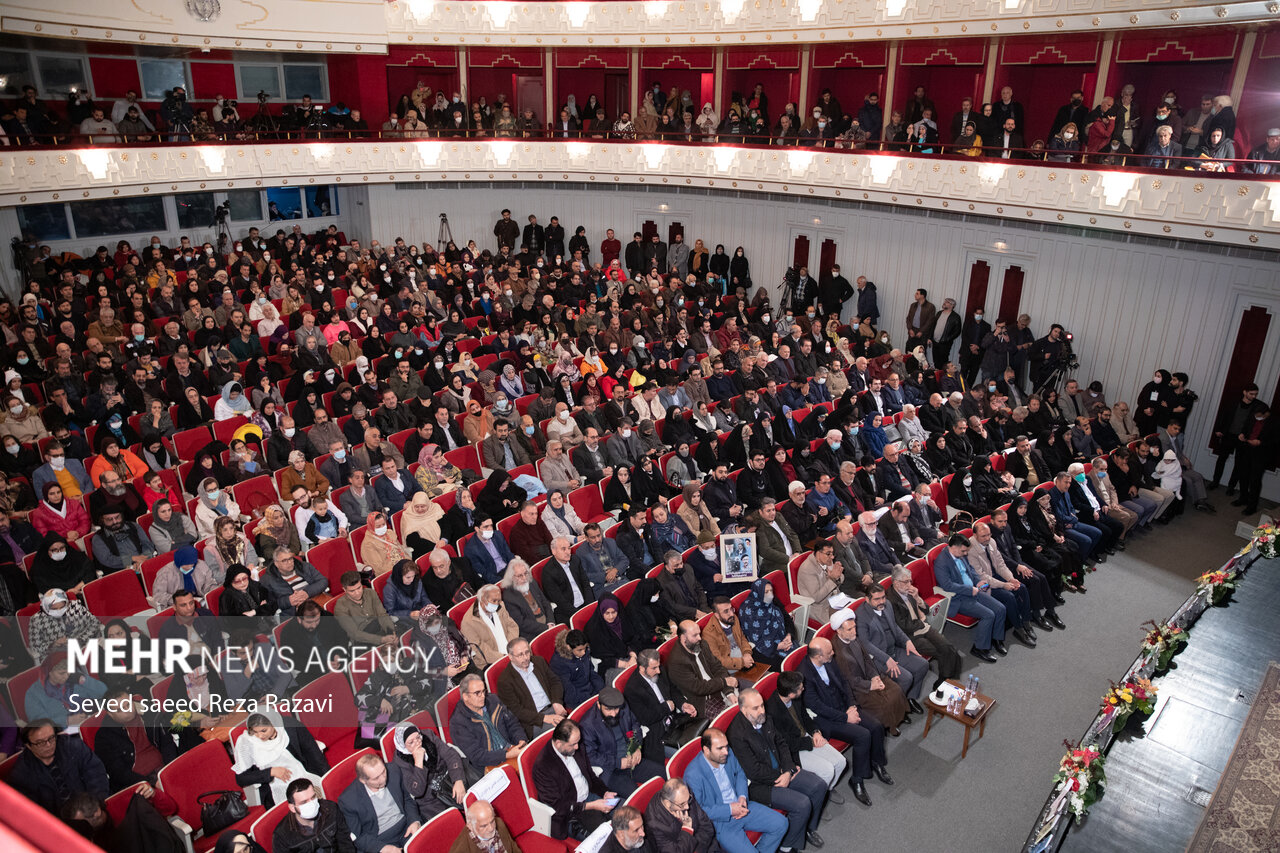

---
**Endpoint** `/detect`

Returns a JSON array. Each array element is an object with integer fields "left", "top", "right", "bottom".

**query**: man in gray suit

[{"left": 855, "top": 584, "right": 931, "bottom": 713}]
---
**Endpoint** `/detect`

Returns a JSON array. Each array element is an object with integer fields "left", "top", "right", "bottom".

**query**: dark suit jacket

[
  {"left": 918, "top": 404, "right": 951, "bottom": 436},
  {"left": 855, "top": 529, "right": 899, "bottom": 578},
  {"left": 908, "top": 498, "right": 944, "bottom": 535},
  {"left": 532, "top": 739, "right": 609, "bottom": 839},
  {"left": 541, "top": 558, "right": 594, "bottom": 624},
  {"left": 855, "top": 602, "right": 911, "bottom": 665},
  {"left": 496, "top": 656, "right": 566, "bottom": 738},
  {"left": 875, "top": 458, "right": 919, "bottom": 500},
  {"left": 645, "top": 790, "right": 722, "bottom": 853},
  {"left": 571, "top": 443, "right": 611, "bottom": 481},
  {"left": 337, "top": 763, "right": 421, "bottom": 853},
  {"left": 667, "top": 640, "right": 730, "bottom": 718},
  {"left": 726, "top": 713, "right": 797, "bottom": 806},
  {"left": 764, "top": 690, "right": 819, "bottom": 760},
  {"left": 623, "top": 668, "right": 687, "bottom": 729},
  {"left": 798, "top": 657, "right": 855, "bottom": 725},
  {"left": 1006, "top": 448, "right": 1050, "bottom": 486},
  {"left": 501, "top": 582, "right": 554, "bottom": 641}
]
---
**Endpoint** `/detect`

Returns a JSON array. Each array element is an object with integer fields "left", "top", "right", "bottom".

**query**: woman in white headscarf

[
  {"left": 697, "top": 103, "right": 720, "bottom": 140},
  {"left": 389, "top": 720, "right": 470, "bottom": 819},
  {"left": 232, "top": 709, "right": 329, "bottom": 808},
  {"left": 214, "top": 380, "right": 253, "bottom": 421}
]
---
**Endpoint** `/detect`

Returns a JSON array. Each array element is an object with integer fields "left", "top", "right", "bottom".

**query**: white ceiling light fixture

[
  {"left": 485, "top": 2, "right": 514, "bottom": 28},
  {"left": 78, "top": 149, "right": 112, "bottom": 180},
  {"left": 720, "top": 0, "right": 745, "bottom": 22},
  {"left": 565, "top": 3, "right": 591, "bottom": 27},
  {"left": 797, "top": 0, "right": 822, "bottom": 22}
]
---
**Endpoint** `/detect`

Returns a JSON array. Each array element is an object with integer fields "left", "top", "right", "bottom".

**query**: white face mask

[
  {"left": 373, "top": 524, "right": 388, "bottom": 536},
  {"left": 701, "top": 547, "right": 716, "bottom": 558},
  {"left": 763, "top": 591, "right": 774, "bottom": 605},
  {"left": 963, "top": 477, "right": 973, "bottom": 488},
  {"left": 650, "top": 594, "right": 660, "bottom": 603},
  {"left": 621, "top": 429, "right": 632, "bottom": 439},
  {"left": 51, "top": 550, "right": 67, "bottom": 562},
  {"left": 50, "top": 456, "right": 66, "bottom": 470},
  {"left": 1062, "top": 132, "right": 1074, "bottom": 140},
  {"left": 284, "top": 428, "right": 296, "bottom": 438},
  {"left": 480, "top": 529, "right": 494, "bottom": 541},
  {"left": 559, "top": 410, "right": 570, "bottom": 421},
  {"left": 485, "top": 602, "right": 500, "bottom": 614},
  {"left": 297, "top": 799, "right": 320, "bottom": 820}
]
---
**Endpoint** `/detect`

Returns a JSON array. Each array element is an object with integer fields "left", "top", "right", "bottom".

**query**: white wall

[{"left": 363, "top": 182, "right": 1280, "bottom": 496}]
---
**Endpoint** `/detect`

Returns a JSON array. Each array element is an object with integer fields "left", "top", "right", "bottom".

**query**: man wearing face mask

[
  {"left": 1050, "top": 89, "right": 1089, "bottom": 140},
  {"left": 272, "top": 778, "right": 355, "bottom": 853}
]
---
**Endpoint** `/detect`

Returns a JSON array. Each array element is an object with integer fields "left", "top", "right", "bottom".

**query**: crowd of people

[
  {"left": 0, "top": 201, "right": 1272, "bottom": 853},
  {"left": 5, "top": 78, "right": 1279, "bottom": 173}
]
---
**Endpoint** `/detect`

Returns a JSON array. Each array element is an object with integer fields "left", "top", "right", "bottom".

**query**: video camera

[{"left": 1058, "top": 330, "right": 1080, "bottom": 370}]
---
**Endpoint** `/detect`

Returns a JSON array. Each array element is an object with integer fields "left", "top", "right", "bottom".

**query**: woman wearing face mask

[
  {"left": 729, "top": 246, "right": 752, "bottom": 291},
  {"left": 194, "top": 475, "right": 246, "bottom": 539},
  {"left": 29, "top": 532, "right": 95, "bottom": 597},
  {"left": 205, "top": 515, "right": 261, "bottom": 577},
  {"left": 0, "top": 435, "right": 38, "bottom": 479},
  {"left": 1048, "top": 121, "right": 1081, "bottom": 162},
  {"left": 390, "top": 720, "right": 469, "bottom": 820},
  {"left": 28, "top": 589, "right": 103, "bottom": 665},
  {"left": 217, "top": 563, "right": 277, "bottom": 634},
  {"left": 360, "top": 510, "right": 411, "bottom": 578},
  {"left": 737, "top": 578, "right": 796, "bottom": 668}
]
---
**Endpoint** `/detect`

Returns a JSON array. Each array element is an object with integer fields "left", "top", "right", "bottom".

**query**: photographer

[
  {"left": 213, "top": 96, "right": 243, "bottom": 139},
  {"left": 159, "top": 86, "right": 193, "bottom": 141},
  {"left": 1029, "top": 324, "right": 1067, "bottom": 390}
]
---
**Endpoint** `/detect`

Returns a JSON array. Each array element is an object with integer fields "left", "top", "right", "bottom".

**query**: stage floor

[{"left": 1059, "top": 553, "right": 1280, "bottom": 853}]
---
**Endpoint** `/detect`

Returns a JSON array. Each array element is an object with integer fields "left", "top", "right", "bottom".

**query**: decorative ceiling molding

[
  {"left": 1, "top": 142, "right": 1276, "bottom": 250},
  {"left": 384, "top": 0, "right": 1280, "bottom": 49}
]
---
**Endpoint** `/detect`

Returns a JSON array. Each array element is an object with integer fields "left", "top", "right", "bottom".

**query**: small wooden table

[{"left": 921, "top": 679, "right": 996, "bottom": 759}]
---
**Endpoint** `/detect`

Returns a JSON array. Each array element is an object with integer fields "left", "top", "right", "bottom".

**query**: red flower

[
  {"left": 1071, "top": 778, "right": 1081, "bottom": 792},
  {"left": 626, "top": 730, "right": 635, "bottom": 739}
]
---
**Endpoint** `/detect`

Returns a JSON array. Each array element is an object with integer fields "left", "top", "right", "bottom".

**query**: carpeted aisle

[{"left": 810, "top": 493, "right": 1256, "bottom": 852}]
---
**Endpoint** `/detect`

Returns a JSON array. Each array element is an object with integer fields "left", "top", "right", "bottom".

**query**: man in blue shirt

[
  {"left": 683, "top": 727, "right": 788, "bottom": 853},
  {"left": 932, "top": 533, "right": 1007, "bottom": 663}
]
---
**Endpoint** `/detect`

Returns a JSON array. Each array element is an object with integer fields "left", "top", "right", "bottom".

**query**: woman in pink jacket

[{"left": 30, "top": 482, "right": 91, "bottom": 544}]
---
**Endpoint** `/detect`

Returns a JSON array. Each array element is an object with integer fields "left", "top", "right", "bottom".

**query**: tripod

[
  {"left": 437, "top": 214, "right": 454, "bottom": 252},
  {"left": 1034, "top": 359, "right": 1074, "bottom": 399}
]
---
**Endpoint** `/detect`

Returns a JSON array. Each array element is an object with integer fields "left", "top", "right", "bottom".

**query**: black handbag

[{"left": 198, "top": 789, "right": 248, "bottom": 835}]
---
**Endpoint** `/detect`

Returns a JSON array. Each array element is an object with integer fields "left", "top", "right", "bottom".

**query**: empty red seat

[
  {"left": 158, "top": 739, "right": 265, "bottom": 852},
  {"left": 293, "top": 672, "right": 359, "bottom": 765}
]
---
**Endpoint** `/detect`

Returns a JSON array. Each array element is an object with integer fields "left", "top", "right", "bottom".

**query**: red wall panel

[
  {"left": 725, "top": 47, "right": 800, "bottom": 70},
  {"left": 1117, "top": 30, "right": 1240, "bottom": 63},
  {"left": 554, "top": 68, "right": 629, "bottom": 118},
  {"left": 811, "top": 43, "right": 888, "bottom": 69},
  {"left": 991, "top": 65, "right": 1096, "bottom": 142},
  {"left": 385, "top": 46, "right": 458, "bottom": 67},
  {"left": 810, "top": 68, "right": 885, "bottom": 118},
  {"left": 892, "top": 67, "right": 984, "bottom": 127},
  {"left": 88, "top": 57, "right": 140, "bottom": 99},
  {"left": 469, "top": 47, "right": 544, "bottom": 69},
  {"left": 190, "top": 61, "right": 236, "bottom": 102},
  {"left": 641, "top": 47, "right": 716, "bottom": 70},
  {"left": 1000, "top": 34, "right": 1100, "bottom": 65},
  {"left": 555, "top": 48, "right": 628, "bottom": 69},
  {"left": 900, "top": 39, "right": 987, "bottom": 66}
]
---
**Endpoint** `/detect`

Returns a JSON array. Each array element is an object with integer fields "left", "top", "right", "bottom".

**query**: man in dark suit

[
  {"left": 624, "top": 649, "right": 701, "bottom": 755},
  {"left": 496, "top": 637, "right": 568, "bottom": 739},
  {"left": 531, "top": 719, "right": 616, "bottom": 840},
  {"left": 571, "top": 428, "right": 614, "bottom": 483},
  {"left": 992, "top": 117, "right": 1026, "bottom": 160},
  {"left": 798, "top": 638, "right": 891, "bottom": 806},
  {"left": 907, "top": 484, "right": 945, "bottom": 545},
  {"left": 753, "top": 499, "right": 801, "bottom": 576},
  {"left": 764, "top": 671, "right": 849, "bottom": 799},
  {"left": 1007, "top": 434, "right": 1051, "bottom": 488},
  {"left": 337, "top": 754, "right": 421, "bottom": 853},
  {"left": 876, "top": 443, "right": 920, "bottom": 501},
  {"left": 857, "top": 585, "right": 932, "bottom": 710},
  {"left": 928, "top": 297, "right": 963, "bottom": 366},
  {"left": 880, "top": 499, "right": 929, "bottom": 561},
  {"left": 903, "top": 289, "right": 937, "bottom": 352},
  {"left": 886, "top": 566, "right": 961, "bottom": 690},
  {"left": 854, "top": 511, "right": 902, "bottom": 583},
  {"left": 580, "top": 687, "right": 666, "bottom": 797},
  {"left": 727, "top": 689, "right": 828, "bottom": 851},
  {"left": 644, "top": 778, "right": 723, "bottom": 853},
  {"left": 600, "top": 805, "right": 654, "bottom": 853},
  {"left": 1143, "top": 124, "right": 1184, "bottom": 169},
  {"left": 542, "top": 536, "right": 595, "bottom": 624},
  {"left": 449, "top": 674, "right": 528, "bottom": 778}
]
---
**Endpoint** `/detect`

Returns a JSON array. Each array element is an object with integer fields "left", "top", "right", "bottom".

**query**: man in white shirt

[
  {"left": 337, "top": 753, "right": 421, "bottom": 853},
  {"left": 532, "top": 719, "right": 616, "bottom": 840},
  {"left": 496, "top": 636, "right": 568, "bottom": 738}
]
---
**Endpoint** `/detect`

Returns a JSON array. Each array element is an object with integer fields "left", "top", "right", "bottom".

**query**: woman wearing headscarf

[
  {"left": 923, "top": 434, "right": 956, "bottom": 478},
  {"left": 390, "top": 721, "right": 469, "bottom": 820},
  {"left": 25, "top": 650, "right": 107, "bottom": 727},
  {"left": 280, "top": 450, "right": 330, "bottom": 501},
  {"left": 28, "top": 588, "right": 103, "bottom": 663},
  {"left": 88, "top": 438, "right": 149, "bottom": 488},
  {"left": 29, "top": 532, "right": 95, "bottom": 597},
  {"left": 355, "top": 644, "right": 441, "bottom": 747},
  {"left": 193, "top": 476, "right": 245, "bottom": 539},
  {"left": 254, "top": 503, "right": 302, "bottom": 557},
  {"left": 217, "top": 564, "right": 277, "bottom": 634},
  {"left": 540, "top": 489, "right": 586, "bottom": 541},
  {"left": 138, "top": 434, "right": 176, "bottom": 473},
  {"left": 185, "top": 449, "right": 238, "bottom": 494},
  {"left": 204, "top": 516, "right": 261, "bottom": 579},
  {"left": 358, "top": 510, "right": 409, "bottom": 579},
  {"left": 694, "top": 433, "right": 725, "bottom": 474},
  {"left": 622, "top": 577, "right": 675, "bottom": 648},
  {"left": 98, "top": 412, "right": 139, "bottom": 450},
  {"left": 859, "top": 412, "right": 890, "bottom": 460},
  {"left": 477, "top": 470, "right": 525, "bottom": 519},
  {"left": 175, "top": 385, "right": 215, "bottom": 430},
  {"left": 1136, "top": 369, "right": 1173, "bottom": 432},
  {"left": 440, "top": 488, "right": 480, "bottom": 546},
  {"left": 1039, "top": 426, "right": 1074, "bottom": 476},
  {"left": 646, "top": 502, "right": 692, "bottom": 555},
  {"left": 738, "top": 578, "right": 796, "bottom": 668},
  {"left": 231, "top": 709, "right": 328, "bottom": 809},
  {"left": 1022, "top": 492, "right": 1087, "bottom": 592},
  {"left": 382, "top": 558, "right": 431, "bottom": 628},
  {"left": 551, "top": 350, "right": 581, "bottom": 382},
  {"left": 414, "top": 604, "right": 476, "bottom": 686},
  {"left": 665, "top": 440, "right": 702, "bottom": 488},
  {"left": 676, "top": 483, "right": 720, "bottom": 541},
  {"left": 495, "top": 362, "right": 525, "bottom": 401},
  {"left": 31, "top": 482, "right": 91, "bottom": 543},
  {"left": 584, "top": 593, "right": 639, "bottom": 680},
  {"left": 460, "top": 400, "right": 493, "bottom": 446},
  {"left": 149, "top": 544, "right": 218, "bottom": 609},
  {"left": 602, "top": 465, "right": 637, "bottom": 515},
  {"left": 146, "top": 498, "right": 197, "bottom": 554},
  {"left": 439, "top": 373, "right": 471, "bottom": 416},
  {"left": 402, "top": 492, "right": 447, "bottom": 560},
  {"left": 214, "top": 380, "right": 253, "bottom": 422}
]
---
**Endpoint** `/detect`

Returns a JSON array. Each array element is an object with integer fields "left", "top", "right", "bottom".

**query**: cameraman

[
  {"left": 160, "top": 86, "right": 194, "bottom": 141},
  {"left": 1029, "top": 324, "right": 1066, "bottom": 390}
]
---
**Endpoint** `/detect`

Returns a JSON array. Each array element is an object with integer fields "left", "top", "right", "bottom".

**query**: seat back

[
  {"left": 465, "top": 764, "right": 535, "bottom": 838},
  {"left": 293, "top": 672, "right": 359, "bottom": 763},
  {"left": 570, "top": 600, "right": 597, "bottom": 631},
  {"left": 517, "top": 729, "right": 555, "bottom": 800},
  {"left": 158, "top": 739, "right": 261, "bottom": 834},
  {"left": 404, "top": 807, "right": 466, "bottom": 853},
  {"left": 754, "top": 671, "right": 779, "bottom": 700},
  {"left": 666, "top": 738, "right": 702, "bottom": 779},
  {"left": 319, "top": 747, "right": 378, "bottom": 808},
  {"left": 530, "top": 623, "right": 566, "bottom": 663},
  {"left": 82, "top": 571, "right": 150, "bottom": 623},
  {"left": 379, "top": 709, "right": 439, "bottom": 762},
  {"left": 7, "top": 664, "right": 41, "bottom": 721},
  {"left": 435, "top": 685, "right": 461, "bottom": 743},
  {"left": 624, "top": 775, "right": 664, "bottom": 812},
  {"left": 485, "top": 654, "right": 511, "bottom": 695},
  {"left": 306, "top": 537, "right": 358, "bottom": 595},
  {"left": 250, "top": 801, "right": 291, "bottom": 853},
  {"left": 612, "top": 663, "right": 636, "bottom": 693}
]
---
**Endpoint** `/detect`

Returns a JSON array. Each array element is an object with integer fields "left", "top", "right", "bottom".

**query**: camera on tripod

[
  {"left": 257, "top": 91, "right": 270, "bottom": 105},
  {"left": 1058, "top": 331, "right": 1080, "bottom": 370},
  {"left": 211, "top": 201, "right": 231, "bottom": 227}
]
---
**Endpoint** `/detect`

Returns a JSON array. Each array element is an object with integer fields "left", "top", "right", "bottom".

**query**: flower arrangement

[
  {"left": 1052, "top": 742, "right": 1106, "bottom": 819},
  {"left": 1140, "top": 620, "right": 1187, "bottom": 673},
  {"left": 1196, "top": 569, "right": 1237, "bottom": 605},
  {"left": 625, "top": 729, "right": 642, "bottom": 756},
  {"left": 1252, "top": 523, "right": 1277, "bottom": 559},
  {"left": 169, "top": 710, "right": 194, "bottom": 733},
  {"left": 1102, "top": 677, "right": 1157, "bottom": 732}
]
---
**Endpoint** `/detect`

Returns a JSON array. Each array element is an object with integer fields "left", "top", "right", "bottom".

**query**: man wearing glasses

[
  {"left": 11, "top": 720, "right": 109, "bottom": 813},
  {"left": 448, "top": 674, "right": 527, "bottom": 779}
]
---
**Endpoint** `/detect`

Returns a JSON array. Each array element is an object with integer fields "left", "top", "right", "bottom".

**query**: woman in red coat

[{"left": 31, "top": 482, "right": 91, "bottom": 544}]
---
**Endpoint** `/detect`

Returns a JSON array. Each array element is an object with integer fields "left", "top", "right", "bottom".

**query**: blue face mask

[
  {"left": 524, "top": 426, "right": 535, "bottom": 436},
  {"left": 849, "top": 427, "right": 860, "bottom": 436},
  {"left": 1073, "top": 473, "right": 1086, "bottom": 483},
  {"left": 179, "top": 563, "right": 195, "bottom": 574},
  {"left": 134, "top": 333, "right": 146, "bottom": 342},
  {"left": 334, "top": 449, "right": 346, "bottom": 461},
  {"left": 1097, "top": 471, "right": 1107, "bottom": 479},
  {"left": 830, "top": 441, "right": 841, "bottom": 451}
]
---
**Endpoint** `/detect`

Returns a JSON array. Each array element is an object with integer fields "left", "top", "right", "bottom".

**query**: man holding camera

[{"left": 160, "top": 86, "right": 193, "bottom": 141}]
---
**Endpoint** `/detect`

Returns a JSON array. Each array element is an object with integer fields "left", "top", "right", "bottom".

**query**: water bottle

[{"left": 972, "top": 675, "right": 980, "bottom": 698}]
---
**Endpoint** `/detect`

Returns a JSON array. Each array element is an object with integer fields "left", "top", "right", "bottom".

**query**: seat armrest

[{"left": 528, "top": 798, "right": 556, "bottom": 836}]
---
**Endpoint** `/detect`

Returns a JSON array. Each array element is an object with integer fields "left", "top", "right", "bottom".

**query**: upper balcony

[
  {"left": 2, "top": 133, "right": 1276, "bottom": 250},
  {"left": 2, "top": 0, "right": 1278, "bottom": 52}
]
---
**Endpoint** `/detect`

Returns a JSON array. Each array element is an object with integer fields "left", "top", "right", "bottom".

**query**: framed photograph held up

[{"left": 719, "top": 532, "right": 758, "bottom": 584}]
